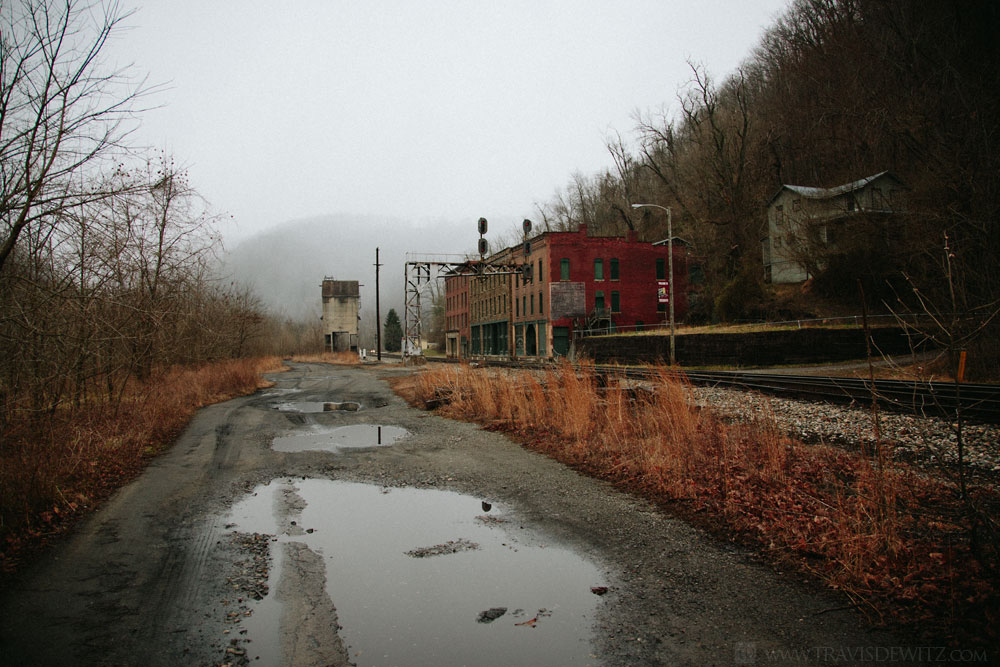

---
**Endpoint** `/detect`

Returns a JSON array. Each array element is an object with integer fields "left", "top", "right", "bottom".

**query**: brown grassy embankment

[
  {"left": 0, "top": 356, "right": 285, "bottom": 571},
  {"left": 291, "top": 351, "right": 362, "bottom": 365},
  {"left": 394, "top": 361, "right": 998, "bottom": 649}
]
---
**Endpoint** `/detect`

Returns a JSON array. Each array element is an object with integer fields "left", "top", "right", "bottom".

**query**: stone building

[
  {"left": 321, "top": 279, "right": 359, "bottom": 352},
  {"left": 468, "top": 247, "right": 515, "bottom": 356}
]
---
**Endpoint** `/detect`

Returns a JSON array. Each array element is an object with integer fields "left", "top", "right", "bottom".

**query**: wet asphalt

[{"left": 0, "top": 362, "right": 909, "bottom": 666}]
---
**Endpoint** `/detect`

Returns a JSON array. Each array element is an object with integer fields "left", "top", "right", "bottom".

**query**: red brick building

[
  {"left": 446, "top": 225, "right": 687, "bottom": 358},
  {"left": 444, "top": 269, "right": 472, "bottom": 358}
]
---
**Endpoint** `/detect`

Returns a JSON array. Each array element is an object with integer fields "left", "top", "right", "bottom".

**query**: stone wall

[{"left": 577, "top": 327, "right": 923, "bottom": 367}]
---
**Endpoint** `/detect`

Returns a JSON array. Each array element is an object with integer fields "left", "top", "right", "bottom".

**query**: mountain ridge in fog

[{"left": 220, "top": 213, "right": 477, "bottom": 338}]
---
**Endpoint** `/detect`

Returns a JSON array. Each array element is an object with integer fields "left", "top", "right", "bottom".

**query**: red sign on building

[{"left": 657, "top": 280, "right": 670, "bottom": 304}]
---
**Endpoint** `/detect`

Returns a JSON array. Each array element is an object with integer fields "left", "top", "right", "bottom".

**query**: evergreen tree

[{"left": 384, "top": 309, "right": 403, "bottom": 352}]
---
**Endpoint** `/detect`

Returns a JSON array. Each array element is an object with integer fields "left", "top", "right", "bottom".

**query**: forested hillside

[
  {"left": 532, "top": 0, "right": 998, "bottom": 375},
  {"left": 0, "top": 2, "right": 286, "bottom": 425}
]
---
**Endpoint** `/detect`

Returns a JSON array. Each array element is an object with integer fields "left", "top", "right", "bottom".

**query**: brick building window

[
  {"left": 611, "top": 291, "right": 620, "bottom": 313},
  {"left": 560, "top": 258, "right": 570, "bottom": 280},
  {"left": 656, "top": 257, "right": 665, "bottom": 280},
  {"left": 594, "top": 258, "right": 604, "bottom": 280},
  {"left": 595, "top": 290, "right": 605, "bottom": 310},
  {"left": 610, "top": 258, "right": 619, "bottom": 280},
  {"left": 539, "top": 291, "right": 543, "bottom": 314},
  {"left": 530, "top": 294, "right": 534, "bottom": 314},
  {"left": 538, "top": 259, "right": 543, "bottom": 282}
]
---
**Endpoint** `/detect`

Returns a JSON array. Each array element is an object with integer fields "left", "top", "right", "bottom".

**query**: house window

[
  {"left": 595, "top": 290, "right": 605, "bottom": 311},
  {"left": 610, "top": 258, "right": 619, "bottom": 280},
  {"left": 560, "top": 258, "right": 570, "bottom": 280},
  {"left": 594, "top": 258, "right": 604, "bottom": 280},
  {"left": 656, "top": 258, "right": 665, "bottom": 280},
  {"left": 792, "top": 199, "right": 801, "bottom": 212},
  {"left": 611, "top": 291, "right": 620, "bottom": 313}
]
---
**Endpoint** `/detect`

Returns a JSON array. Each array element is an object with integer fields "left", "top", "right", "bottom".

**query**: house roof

[
  {"left": 652, "top": 236, "right": 692, "bottom": 248},
  {"left": 767, "top": 171, "right": 906, "bottom": 207}
]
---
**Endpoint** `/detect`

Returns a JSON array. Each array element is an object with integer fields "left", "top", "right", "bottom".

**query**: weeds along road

[{"left": 0, "top": 362, "right": 904, "bottom": 666}]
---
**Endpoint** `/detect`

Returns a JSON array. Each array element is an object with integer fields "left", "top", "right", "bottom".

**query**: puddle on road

[
  {"left": 271, "top": 401, "right": 328, "bottom": 413},
  {"left": 225, "top": 479, "right": 604, "bottom": 666},
  {"left": 271, "top": 401, "right": 362, "bottom": 413},
  {"left": 260, "top": 388, "right": 295, "bottom": 397},
  {"left": 272, "top": 425, "right": 409, "bottom": 453}
]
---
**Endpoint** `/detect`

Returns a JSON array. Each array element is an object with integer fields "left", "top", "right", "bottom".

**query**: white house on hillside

[{"left": 762, "top": 171, "right": 907, "bottom": 284}]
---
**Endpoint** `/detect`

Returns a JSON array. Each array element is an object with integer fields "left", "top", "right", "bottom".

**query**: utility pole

[
  {"left": 631, "top": 203, "right": 676, "bottom": 365},
  {"left": 375, "top": 247, "right": 382, "bottom": 361}
]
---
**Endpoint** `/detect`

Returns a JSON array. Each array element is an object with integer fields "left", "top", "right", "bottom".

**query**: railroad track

[
  {"left": 598, "top": 366, "right": 1000, "bottom": 424},
  {"left": 406, "top": 355, "right": 1000, "bottom": 424}
]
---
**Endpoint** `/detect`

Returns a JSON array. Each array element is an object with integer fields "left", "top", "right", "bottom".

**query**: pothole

[
  {"left": 223, "top": 478, "right": 605, "bottom": 666},
  {"left": 271, "top": 401, "right": 362, "bottom": 413},
  {"left": 272, "top": 425, "right": 409, "bottom": 453}
]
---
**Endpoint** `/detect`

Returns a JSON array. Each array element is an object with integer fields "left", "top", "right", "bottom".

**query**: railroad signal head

[
  {"left": 477, "top": 217, "right": 488, "bottom": 235},
  {"left": 523, "top": 240, "right": 531, "bottom": 257},
  {"left": 522, "top": 219, "right": 532, "bottom": 234},
  {"left": 478, "top": 237, "right": 488, "bottom": 256}
]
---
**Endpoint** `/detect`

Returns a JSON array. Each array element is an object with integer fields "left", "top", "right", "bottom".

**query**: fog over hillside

[{"left": 220, "top": 214, "right": 482, "bottom": 342}]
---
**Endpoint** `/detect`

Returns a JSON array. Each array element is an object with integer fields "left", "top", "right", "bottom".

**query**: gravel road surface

[{"left": 0, "top": 362, "right": 910, "bottom": 666}]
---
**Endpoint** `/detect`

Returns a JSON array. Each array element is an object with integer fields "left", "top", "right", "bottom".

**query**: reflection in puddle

[
  {"left": 260, "top": 388, "right": 295, "bottom": 397},
  {"left": 271, "top": 401, "right": 328, "bottom": 413},
  {"left": 225, "top": 479, "right": 604, "bottom": 666},
  {"left": 272, "top": 425, "right": 409, "bottom": 452}
]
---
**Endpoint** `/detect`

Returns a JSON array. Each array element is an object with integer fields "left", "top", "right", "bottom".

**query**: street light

[{"left": 631, "top": 203, "right": 676, "bottom": 365}]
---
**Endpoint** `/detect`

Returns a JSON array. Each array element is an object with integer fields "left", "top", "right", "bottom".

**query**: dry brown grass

[
  {"left": 397, "top": 362, "right": 999, "bottom": 646},
  {"left": 291, "top": 351, "right": 362, "bottom": 365},
  {"left": 0, "top": 356, "right": 284, "bottom": 571}
]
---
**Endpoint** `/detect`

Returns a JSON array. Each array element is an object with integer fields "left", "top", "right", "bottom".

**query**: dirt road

[{"left": 0, "top": 362, "right": 905, "bottom": 666}]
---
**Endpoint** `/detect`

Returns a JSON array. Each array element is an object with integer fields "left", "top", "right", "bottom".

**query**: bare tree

[{"left": 0, "top": 0, "right": 145, "bottom": 274}]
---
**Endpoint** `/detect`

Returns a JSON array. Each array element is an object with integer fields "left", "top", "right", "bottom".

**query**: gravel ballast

[{"left": 691, "top": 385, "right": 1000, "bottom": 478}]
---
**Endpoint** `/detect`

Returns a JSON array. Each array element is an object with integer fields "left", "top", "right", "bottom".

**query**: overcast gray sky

[{"left": 109, "top": 1, "right": 789, "bottom": 244}]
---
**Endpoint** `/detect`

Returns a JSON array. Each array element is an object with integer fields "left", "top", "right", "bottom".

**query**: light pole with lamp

[{"left": 631, "top": 203, "right": 676, "bottom": 365}]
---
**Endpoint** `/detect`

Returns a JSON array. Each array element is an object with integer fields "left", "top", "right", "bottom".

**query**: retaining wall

[{"left": 576, "top": 327, "right": 923, "bottom": 367}]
